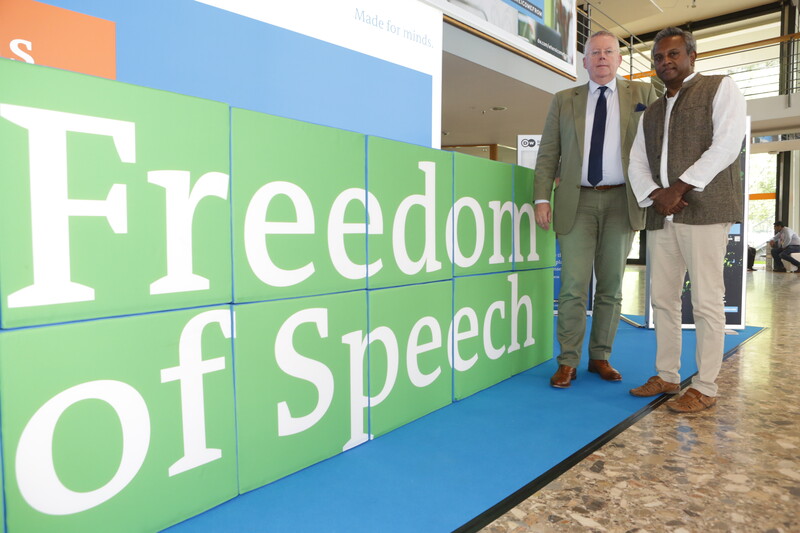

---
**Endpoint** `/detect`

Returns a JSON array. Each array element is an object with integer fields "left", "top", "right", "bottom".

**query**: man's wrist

[{"left": 669, "top": 180, "right": 693, "bottom": 195}]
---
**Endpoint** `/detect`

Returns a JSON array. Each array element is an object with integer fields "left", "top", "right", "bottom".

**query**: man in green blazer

[{"left": 534, "top": 31, "right": 658, "bottom": 388}]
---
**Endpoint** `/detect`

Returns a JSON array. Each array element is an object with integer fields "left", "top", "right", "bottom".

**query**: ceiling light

[{"left": 491, "top": 106, "right": 507, "bottom": 111}]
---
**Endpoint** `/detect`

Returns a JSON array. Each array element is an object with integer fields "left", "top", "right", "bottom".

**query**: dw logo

[{"left": 520, "top": 138, "right": 537, "bottom": 148}]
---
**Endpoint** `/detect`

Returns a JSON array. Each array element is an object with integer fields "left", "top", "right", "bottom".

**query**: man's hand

[
  {"left": 651, "top": 181, "right": 691, "bottom": 216},
  {"left": 535, "top": 203, "right": 551, "bottom": 230},
  {"left": 651, "top": 188, "right": 687, "bottom": 216}
]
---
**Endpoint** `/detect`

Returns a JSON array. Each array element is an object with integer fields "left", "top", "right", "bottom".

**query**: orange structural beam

[{"left": 749, "top": 193, "right": 776, "bottom": 200}]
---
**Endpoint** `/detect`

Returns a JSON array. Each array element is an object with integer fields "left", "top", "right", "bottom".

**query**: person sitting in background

[{"left": 769, "top": 221, "right": 800, "bottom": 272}]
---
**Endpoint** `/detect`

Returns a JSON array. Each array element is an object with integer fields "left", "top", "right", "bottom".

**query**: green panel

[
  {"left": 366, "top": 137, "right": 453, "bottom": 289},
  {"left": 231, "top": 109, "right": 366, "bottom": 303},
  {"left": 234, "top": 291, "right": 367, "bottom": 492},
  {"left": 368, "top": 281, "right": 453, "bottom": 438},
  {"left": 453, "top": 273, "right": 513, "bottom": 399},
  {"left": 0, "top": 59, "right": 231, "bottom": 328},
  {"left": 453, "top": 153, "right": 514, "bottom": 276},
  {"left": 1, "top": 435, "right": 4, "bottom": 533},
  {"left": 0, "top": 307, "right": 237, "bottom": 532},
  {"left": 512, "top": 166, "right": 556, "bottom": 270},
  {"left": 453, "top": 270, "right": 553, "bottom": 399},
  {"left": 507, "top": 269, "right": 554, "bottom": 375}
]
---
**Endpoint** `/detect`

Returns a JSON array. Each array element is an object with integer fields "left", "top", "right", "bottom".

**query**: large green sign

[
  {"left": 234, "top": 291, "right": 368, "bottom": 492},
  {"left": 454, "top": 153, "right": 514, "bottom": 277},
  {"left": 0, "top": 307, "right": 237, "bottom": 532},
  {"left": 0, "top": 58, "right": 555, "bottom": 532},
  {"left": 454, "top": 270, "right": 553, "bottom": 399},
  {"left": 513, "top": 166, "right": 551, "bottom": 271},
  {"left": 368, "top": 280, "right": 454, "bottom": 437},
  {"left": 232, "top": 109, "right": 367, "bottom": 302},
  {"left": 0, "top": 60, "right": 231, "bottom": 329},
  {"left": 367, "top": 137, "right": 454, "bottom": 288}
]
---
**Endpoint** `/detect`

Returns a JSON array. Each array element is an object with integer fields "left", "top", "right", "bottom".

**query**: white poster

[
  {"left": 424, "top": 0, "right": 577, "bottom": 79},
  {"left": 517, "top": 134, "right": 541, "bottom": 169}
]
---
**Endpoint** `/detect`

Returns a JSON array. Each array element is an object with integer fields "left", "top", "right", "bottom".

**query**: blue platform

[{"left": 166, "top": 318, "right": 762, "bottom": 532}]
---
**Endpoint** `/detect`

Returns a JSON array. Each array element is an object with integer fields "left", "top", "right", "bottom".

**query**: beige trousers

[{"left": 648, "top": 220, "right": 731, "bottom": 397}]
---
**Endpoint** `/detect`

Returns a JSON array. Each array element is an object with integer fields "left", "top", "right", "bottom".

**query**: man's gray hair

[
  {"left": 652, "top": 27, "right": 697, "bottom": 57},
  {"left": 588, "top": 30, "right": 621, "bottom": 52}
]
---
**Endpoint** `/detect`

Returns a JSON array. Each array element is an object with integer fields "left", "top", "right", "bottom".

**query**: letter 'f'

[{"left": 1, "top": 104, "right": 133, "bottom": 308}]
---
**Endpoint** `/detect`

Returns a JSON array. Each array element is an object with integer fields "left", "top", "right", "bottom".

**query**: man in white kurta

[{"left": 627, "top": 27, "right": 746, "bottom": 413}]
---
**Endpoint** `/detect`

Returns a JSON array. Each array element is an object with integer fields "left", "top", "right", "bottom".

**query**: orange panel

[{"left": 0, "top": 0, "right": 115, "bottom": 79}]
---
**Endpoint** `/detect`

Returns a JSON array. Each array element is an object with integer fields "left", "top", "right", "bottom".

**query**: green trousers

[{"left": 556, "top": 187, "right": 634, "bottom": 367}]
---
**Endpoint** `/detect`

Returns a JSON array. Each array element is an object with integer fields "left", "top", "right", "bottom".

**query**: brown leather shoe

[
  {"left": 550, "top": 365, "right": 577, "bottom": 388},
  {"left": 629, "top": 375, "right": 680, "bottom": 397},
  {"left": 666, "top": 388, "right": 716, "bottom": 413},
  {"left": 587, "top": 359, "right": 622, "bottom": 381}
]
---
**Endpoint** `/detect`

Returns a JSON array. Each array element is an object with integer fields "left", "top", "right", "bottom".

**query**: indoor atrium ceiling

[
  {"left": 440, "top": 0, "right": 784, "bottom": 151},
  {"left": 587, "top": 0, "right": 780, "bottom": 38}
]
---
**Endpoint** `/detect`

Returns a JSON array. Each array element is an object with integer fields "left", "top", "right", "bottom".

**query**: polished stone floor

[{"left": 482, "top": 265, "right": 799, "bottom": 533}]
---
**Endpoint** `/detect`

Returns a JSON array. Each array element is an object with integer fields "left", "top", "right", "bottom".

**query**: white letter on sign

[
  {"left": 16, "top": 380, "right": 150, "bottom": 515},
  {"left": 1, "top": 104, "right": 133, "bottom": 308},
  {"left": 161, "top": 309, "right": 230, "bottom": 476},
  {"left": 244, "top": 181, "right": 315, "bottom": 287},
  {"left": 446, "top": 197, "right": 484, "bottom": 268},
  {"left": 328, "top": 188, "right": 370, "bottom": 280},
  {"left": 507, "top": 273, "right": 535, "bottom": 352},
  {"left": 392, "top": 161, "right": 442, "bottom": 275},
  {"left": 275, "top": 308, "right": 334, "bottom": 436},
  {"left": 341, "top": 326, "right": 398, "bottom": 451},
  {"left": 407, "top": 316, "right": 442, "bottom": 387},
  {"left": 148, "top": 170, "right": 230, "bottom": 294},
  {"left": 10, "top": 39, "right": 35, "bottom": 64}
]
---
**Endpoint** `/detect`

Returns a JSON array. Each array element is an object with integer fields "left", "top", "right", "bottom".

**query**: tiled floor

[{"left": 481, "top": 265, "right": 800, "bottom": 533}]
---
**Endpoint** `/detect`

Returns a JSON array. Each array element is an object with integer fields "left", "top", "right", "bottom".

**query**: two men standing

[{"left": 535, "top": 27, "right": 746, "bottom": 413}]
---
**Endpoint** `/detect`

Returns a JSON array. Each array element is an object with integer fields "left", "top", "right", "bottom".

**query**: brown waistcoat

[{"left": 642, "top": 74, "right": 743, "bottom": 230}]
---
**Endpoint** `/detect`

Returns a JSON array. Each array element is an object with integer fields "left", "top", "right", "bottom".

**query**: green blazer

[{"left": 533, "top": 78, "right": 658, "bottom": 235}]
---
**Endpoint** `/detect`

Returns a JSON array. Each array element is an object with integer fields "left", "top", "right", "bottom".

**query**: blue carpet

[{"left": 166, "top": 318, "right": 762, "bottom": 533}]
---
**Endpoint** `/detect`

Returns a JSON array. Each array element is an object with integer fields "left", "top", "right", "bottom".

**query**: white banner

[
  {"left": 517, "top": 134, "right": 541, "bottom": 169},
  {"left": 424, "top": 0, "right": 577, "bottom": 78},
  {"left": 196, "top": 0, "right": 443, "bottom": 146}
]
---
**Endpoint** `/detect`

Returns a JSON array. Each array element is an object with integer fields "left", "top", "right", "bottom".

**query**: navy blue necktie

[{"left": 588, "top": 86, "right": 607, "bottom": 186}]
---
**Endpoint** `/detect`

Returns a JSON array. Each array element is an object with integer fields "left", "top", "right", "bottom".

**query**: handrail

[
  {"left": 576, "top": 3, "right": 651, "bottom": 53},
  {"left": 624, "top": 33, "right": 800, "bottom": 80},
  {"left": 625, "top": 71, "right": 652, "bottom": 80},
  {"left": 697, "top": 32, "right": 800, "bottom": 60},
  {"left": 577, "top": 2, "right": 662, "bottom": 80}
]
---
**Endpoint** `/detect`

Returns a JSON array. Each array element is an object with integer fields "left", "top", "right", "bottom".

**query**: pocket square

[{"left": 634, "top": 102, "right": 647, "bottom": 112}]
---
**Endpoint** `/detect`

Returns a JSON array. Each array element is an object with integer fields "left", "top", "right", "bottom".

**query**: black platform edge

[{"left": 453, "top": 326, "right": 767, "bottom": 533}]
